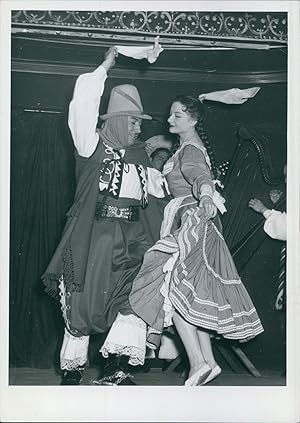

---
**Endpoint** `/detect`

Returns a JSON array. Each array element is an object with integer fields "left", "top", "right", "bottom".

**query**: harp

[{"left": 222, "top": 125, "right": 286, "bottom": 271}]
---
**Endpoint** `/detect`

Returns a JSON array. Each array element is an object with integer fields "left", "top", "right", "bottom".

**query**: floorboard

[{"left": 9, "top": 367, "right": 285, "bottom": 386}]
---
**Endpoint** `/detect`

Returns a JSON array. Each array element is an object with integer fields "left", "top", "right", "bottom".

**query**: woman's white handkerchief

[{"left": 198, "top": 87, "right": 261, "bottom": 104}]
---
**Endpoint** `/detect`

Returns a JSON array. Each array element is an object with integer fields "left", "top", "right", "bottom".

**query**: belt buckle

[
  {"left": 115, "top": 207, "right": 124, "bottom": 218},
  {"left": 97, "top": 203, "right": 138, "bottom": 221},
  {"left": 108, "top": 205, "right": 117, "bottom": 218}
]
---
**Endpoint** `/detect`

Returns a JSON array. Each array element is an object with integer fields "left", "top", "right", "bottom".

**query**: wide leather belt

[{"left": 95, "top": 203, "right": 140, "bottom": 221}]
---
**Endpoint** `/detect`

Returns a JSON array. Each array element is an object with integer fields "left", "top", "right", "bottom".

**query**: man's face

[
  {"left": 151, "top": 150, "right": 170, "bottom": 172},
  {"left": 127, "top": 116, "right": 142, "bottom": 146}
]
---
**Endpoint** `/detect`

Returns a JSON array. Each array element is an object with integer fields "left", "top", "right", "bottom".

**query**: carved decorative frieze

[{"left": 11, "top": 11, "right": 287, "bottom": 43}]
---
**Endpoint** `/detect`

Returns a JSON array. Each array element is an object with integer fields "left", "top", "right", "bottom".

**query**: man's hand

[
  {"left": 248, "top": 198, "right": 268, "bottom": 214},
  {"left": 102, "top": 46, "right": 118, "bottom": 72}
]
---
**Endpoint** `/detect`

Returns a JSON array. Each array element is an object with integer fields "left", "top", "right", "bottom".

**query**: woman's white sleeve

[{"left": 68, "top": 65, "right": 107, "bottom": 157}]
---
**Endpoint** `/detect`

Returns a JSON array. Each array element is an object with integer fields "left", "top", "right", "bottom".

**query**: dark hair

[
  {"left": 173, "top": 95, "right": 218, "bottom": 181},
  {"left": 150, "top": 147, "right": 171, "bottom": 160}
]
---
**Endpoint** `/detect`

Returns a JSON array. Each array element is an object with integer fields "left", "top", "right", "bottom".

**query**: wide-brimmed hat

[{"left": 100, "top": 84, "right": 152, "bottom": 120}]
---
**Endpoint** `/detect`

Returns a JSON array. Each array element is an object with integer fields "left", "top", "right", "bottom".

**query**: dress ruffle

[{"left": 129, "top": 202, "right": 264, "bottom": 346}]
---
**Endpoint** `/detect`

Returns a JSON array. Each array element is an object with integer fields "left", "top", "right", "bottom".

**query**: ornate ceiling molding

[
  {"left": 11, "top": 11, "right": 287, "bottom": 45},
  {"left": 11, "top": 59, "right": 287, "bottom": 84}
]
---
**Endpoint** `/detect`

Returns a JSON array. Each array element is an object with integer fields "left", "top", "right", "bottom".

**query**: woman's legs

[
  {"left": 196, "top": 329, "right": 218, "bottom": 369},
  {"left": 196, "top": 329, "right": 222, "bottom": 385},
  {"left": 172, "top": 311, "right": 207, "bottom": 378},
  {"left": 172, "top": 312, "right": 222, "bottom": 385}
]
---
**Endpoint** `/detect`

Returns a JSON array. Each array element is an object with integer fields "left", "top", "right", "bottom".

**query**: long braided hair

[{"left": 173, "top": 95, "right": 219, "bottom": 182}]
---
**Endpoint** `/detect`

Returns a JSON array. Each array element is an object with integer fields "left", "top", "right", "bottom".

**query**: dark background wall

[
  {"left": 11, "top": 72, "right": 287, "bottom": 166},
  {"left": 10, "top": 37, "right": 287, "bottom": 372}
]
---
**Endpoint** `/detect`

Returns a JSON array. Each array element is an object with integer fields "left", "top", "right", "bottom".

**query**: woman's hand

[
  {"left": 248, "top": 198, "right": 268, "bottom": 214},
  {"left": 199, "top": 195, "right": 217, "bottom": 219},
  {"left": 102, "top": 46, "right": 118, "bottom": 72}
]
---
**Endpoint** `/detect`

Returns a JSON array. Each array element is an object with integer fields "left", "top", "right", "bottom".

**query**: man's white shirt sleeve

[{"left": 68, "top": 65, "right": 107, "bottom": 158}]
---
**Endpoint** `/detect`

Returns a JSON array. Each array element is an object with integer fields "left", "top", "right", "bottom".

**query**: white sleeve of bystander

[{"left": 263, "top": 210, "right": 287, "bottom": 241}]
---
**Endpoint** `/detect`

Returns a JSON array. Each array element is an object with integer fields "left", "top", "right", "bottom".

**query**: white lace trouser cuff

[
  {"left": 60, "top": 328, "right": 89, "bottom": 370},
  {"left": 100, "top": 313, "right": 146, "bottom": 366}
]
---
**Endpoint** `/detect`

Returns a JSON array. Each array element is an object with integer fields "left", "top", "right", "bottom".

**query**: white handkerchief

[
  {"left": 116, "top": 36, "right": 164, "bottom": 63},
  {"left": 213, "top": 191, "right": 227, "bottom": 215},
  {"left": 198, "top": 87, "right": 261, "bottom": 104}
]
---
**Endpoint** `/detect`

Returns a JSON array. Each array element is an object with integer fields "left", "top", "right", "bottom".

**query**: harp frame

[{"left": 221, "top": 124, "right": 286, "bottom": 270}]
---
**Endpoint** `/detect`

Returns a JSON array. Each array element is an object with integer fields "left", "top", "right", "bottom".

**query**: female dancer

[{"left": 129, "top": 95, "right": 264, "bottom": 386}]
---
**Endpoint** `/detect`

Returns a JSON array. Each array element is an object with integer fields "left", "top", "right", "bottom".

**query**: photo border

[{"left": 1, "top": 1, "right": 299, "bottom": 422}]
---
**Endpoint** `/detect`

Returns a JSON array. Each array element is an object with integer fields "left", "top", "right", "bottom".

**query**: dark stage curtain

[{"left": 10, "top": 110, "right": 75, "bottom": 368}]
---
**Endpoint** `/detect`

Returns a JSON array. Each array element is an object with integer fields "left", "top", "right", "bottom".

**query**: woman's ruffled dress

[{"left": 129, "top": 140, "right": 264, "bottom": 349}]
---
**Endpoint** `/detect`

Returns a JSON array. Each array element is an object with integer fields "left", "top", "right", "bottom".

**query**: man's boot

[
  {"left": 93, "top": 354, "right": 136, "bottom": 386},
  {"left": 61, "top": 367, "right": 85, "bottom": 385}
]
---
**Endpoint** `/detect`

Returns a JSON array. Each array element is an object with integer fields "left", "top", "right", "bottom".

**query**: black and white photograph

[{"left": 1, "top": 1, "right": 299, "bottom": 422}]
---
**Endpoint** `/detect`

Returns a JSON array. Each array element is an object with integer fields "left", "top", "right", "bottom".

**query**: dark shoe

[
  {"left": 103, "top": 353, "right": 120, "bottom": 376},
  {"left": 118, "top": 373, "right": 136, "bottom": 385},
  {"left": 92, "top": 354, "right": 136, "bottom": 386},
  {"left": 93, "top": 369, "right": 136, "bottom": 385},
  {"left": 61, "top": 368, "right": 84, "bottom": 385}
]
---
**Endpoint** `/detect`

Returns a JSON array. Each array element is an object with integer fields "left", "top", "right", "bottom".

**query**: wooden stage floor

[{"left": 9, "top": 366, "right": 285, "bottom": 386}]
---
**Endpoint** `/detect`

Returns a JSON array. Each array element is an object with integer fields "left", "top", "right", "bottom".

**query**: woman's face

[
  {"left": 168, "top": 101, "right": 196, "bottom": 135},
  {"left": 127, "top": 116, "right": 142, "bottom": 146}
]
